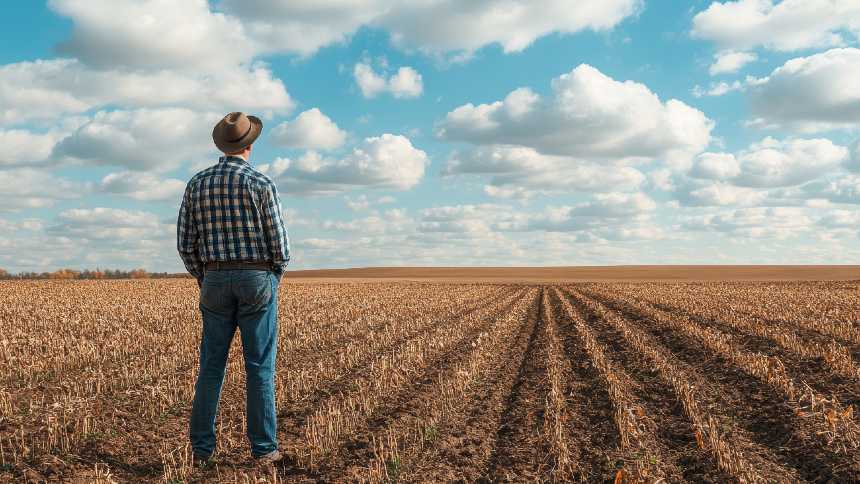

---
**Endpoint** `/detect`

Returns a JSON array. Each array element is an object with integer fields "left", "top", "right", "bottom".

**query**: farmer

[{"left": 177, "top": 111, "right": 290, "bottom": 466}]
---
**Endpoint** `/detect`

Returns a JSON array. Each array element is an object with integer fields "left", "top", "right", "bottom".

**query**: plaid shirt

[{"left": 177, "top": 155, "right": 290, "bottom": 281}]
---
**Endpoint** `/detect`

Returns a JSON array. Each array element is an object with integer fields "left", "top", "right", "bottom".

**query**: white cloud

[
  {"left": 0, "top": 129, "right": 67, "bottom": 167},
  {"left": 444, "top": 144, "right": 645, "bottom": 197},
  {"left": 690, "top": 137, "right": 848, "bottom": 188},
  {"left": 418, "top": 204, "right": 513, "bottom": 236},
  {"left": 709, "top": 50, "right": 757, "bottom": 75},
  {"left": 344, "top": 195, "right": 371, "bottom": 211},
  {"left": 258, "top": 133, "right": 428, "bottom": 194},
  {"left": 271, "top": 108, "right": 347, "bottom": 150},
  {"left": 52, "top": 207, "right": 164, "bottom": 233},
  {"left": 99, "top": 171, "right": 186, "bottom": 201},
  {"left": 676, "top": 182, "right": 767, "bottom": 207},
  {"left": 747, "top": 48, "right": 860, "bottom": 132},
  {"left": 691, "top": 80, "right": 746, "bottom": 97},
  {"left": 49, "top": 0, "right": 258, "bottom": 72},
  {"left": 692, "top": 0, "right": 860, "bottom": 52},
  {"left": 415, "top": 195, "right": 659, "bottom": 239},
  {"left": 322, "top": 209, "right": 413, "bottom": 235},
  {"left": 344, "top": 194, "right": 396, "bottom": 211},
  {"left": 690, "top": 152, "right": 741, "bottom": 180},
  {"left": 375, "top": 0, "right": 643, "bottom": 57},
  {"left": 792, "top": 176, "right": 860, "bottom": 205},
  {"left": 218, "top": 0, "right": 642, "bottom": 58},
  {"left": 498, "top": 193, "right": 657, "bottom": 232},
  {"left": 354, "top": 62, "right": 387, "bottom": 98},
  {"left": 683, "top": 207, "right": 814, "bottom": 239},
  {"left": 51, "top": 108, "right": 219, "bottom": 171},
  {"left": 482, "top": 185, "right": 534, "bottom": 200},
  {"left": 526, "top": 193, "right": 656, "bottom": 233},
  {"left": 570, "top": 192, "right": 657, "bottom": 217},
  {"left": 0, "top": 169, "right": 89, "bottom": 209},
  {"left": 217, "top": 0, "right": 392, "bottom": 58},
  {"left": 648, "top": 168, "right": 675, "bottom": 191},
  {"left": 818, "top": 209, "right": 860, "bottom": 228},
  {"left": 354, "top": 62, "right": 423, "bottom": 99},
  {"left": 437, "top": 64, "right": 713, "bottom": 168},
  {"left": 388, "top": 67, "right": 424, "bottom": 98},
  {"left": 31, "top": 207, "right": 177, "bottom": 270},
  {"left": 0, "top": 59, "right": 293, "bottom": 126},
  {"left": 675, "top": 137, "right": 849, "bottom": 207}
]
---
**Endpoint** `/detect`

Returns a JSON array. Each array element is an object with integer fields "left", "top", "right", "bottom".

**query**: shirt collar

[{"left": 219, "top": 155, "right": 249, "bottom": 164}]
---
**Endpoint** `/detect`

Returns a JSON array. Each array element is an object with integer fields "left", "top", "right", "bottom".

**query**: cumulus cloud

[
  {"left": 507, "top": 192, "right": 657, "bottom": 232},
  {"left": 418, "top": 204, "right": 514, "bottom": 236},
  {"left": 691, "top": 79, "right": 747, "bottom": 98},
  {"left": 271, "top": 108, "right": 347, "bottom": 151},
  {"left": 322, "top": 209, "right": 413, "bottom": 235},
  {"left": 689, "top": 137, "right": 848, "bottom": 188},
  {"left": 444, "top": 145, "right": 645, "bottom": 197},
  {"left": 675, "top": 182, "right": 767, "bottom": 207},
  {"left": 38, "top": 207, "right": 176, "bottom": 268},
  {"left": 818, "top": 209, "right": 860, "bottom": 228},
  {"left": 354, "top": 62, "right": 423, "bottom": 99},
  {"left": 99, "top": 171, "right": 186, "bottom": 201},
  {"left": 747, "top": 48, "right": 860, "bottom": 132},
  {"left": 0, "top": 129, "right": 67, "bottom": 167},
  {"left": 709, "top": 50, "right": 757, "bottom": 75},
  {"left": 49, "top": 0, "right": 257, "bottom": 72},
  {"left": 689, "top": 152, "right": 741, "bottom": 180},
  {"left": 414, "top": 195, "right": 659, "bottom": 240},
  {"left": 218, "top": 0, "right": 642, "bottom": 58},
  {"left": 0, "top": 169, "right": 88, "bottom": 209},
  {"left": 217, "top": 0, "right": 391, "bottom": 58},
  {"left": 682, "top": 207, "right": 814, "bottom": 239},
  {"left": 437, "top": 64, "right": 713, "bottom": 168},
  {"left": 570, "top": 192, "right": 657, "bottom": 217},
  {"left": 258, "top": 133, "right": 428, "bottom": 194},
  {"left": 344, "top": 194, "right": 396, "bottom": 211},
  {"left": 673, "top": 137, "right": 849, "bottom": 207},
  {"left": 375, "top": 0, "right": 643, "bottom": 57},
  {"left": 51, "top": 108, "right": 219, "bottom": 171},
  {"left": 692, "top": 0, "right": 860, "bottom": 52},
  {"left": 51, "top": 207, "right": 164, "bottom": 235},
  {"left": 0, "top": 59, "right": 293, "bottom": 126},
  {"left": 790, "top": 176, "right": 860, "bottom": 205}
]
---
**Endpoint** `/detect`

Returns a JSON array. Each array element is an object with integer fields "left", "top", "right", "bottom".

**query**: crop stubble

[{"left": 0, "top": 279, "right": 858, "bottom": 482}]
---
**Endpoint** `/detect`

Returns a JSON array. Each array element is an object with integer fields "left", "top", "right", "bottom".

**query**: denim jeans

[{"left": 189, "top": 269, "right": 280, "bottom": 458}]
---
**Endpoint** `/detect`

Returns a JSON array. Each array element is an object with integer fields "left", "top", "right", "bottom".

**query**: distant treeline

[{"left": 0, "top": 268, "right": 190, "bottom": 280}]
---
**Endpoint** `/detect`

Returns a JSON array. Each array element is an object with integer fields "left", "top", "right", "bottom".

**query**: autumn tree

[
  {"left": 49, "top": 269, "right": 80, "bottom": 279},
  {"left": 129, "top": 269, "right": 150, "bottom": 279}
]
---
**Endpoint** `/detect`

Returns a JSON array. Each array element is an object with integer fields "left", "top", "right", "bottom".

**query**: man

[{"left": 177, "top": 111, "right": 290, "bottom": 466}]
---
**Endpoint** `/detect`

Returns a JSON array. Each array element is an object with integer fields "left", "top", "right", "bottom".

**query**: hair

[{"left": 224, "top": 143, "right": 252, "bottom": 156}]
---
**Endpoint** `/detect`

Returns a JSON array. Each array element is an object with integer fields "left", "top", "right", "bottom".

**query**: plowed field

[{"left": 1, "top": 279, "right": 858, "bottom": 482}]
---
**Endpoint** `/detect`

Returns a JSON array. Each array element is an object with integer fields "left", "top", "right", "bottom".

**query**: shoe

[
  {"left": 192, "top": 452, "right": 213, "bottom": 467},
  {"left": 254, "top": 449, "right": 282, "bottom": 465}
]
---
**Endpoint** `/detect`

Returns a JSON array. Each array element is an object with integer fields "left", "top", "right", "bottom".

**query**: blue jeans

[{"left": 189, "top": 269, "right": 280, "bottom": 458}]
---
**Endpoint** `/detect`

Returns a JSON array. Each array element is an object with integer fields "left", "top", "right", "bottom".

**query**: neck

[{"left": 225, "top": 152, "right": 248, "bottom": 161}]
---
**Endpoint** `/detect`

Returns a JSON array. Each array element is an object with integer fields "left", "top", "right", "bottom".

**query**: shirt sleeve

[
  {"left": 177, "top": 183, "right": 204, "bottom": 281},
  {"left": 261, "top": 181, "right": 290, "bottom": 275}
]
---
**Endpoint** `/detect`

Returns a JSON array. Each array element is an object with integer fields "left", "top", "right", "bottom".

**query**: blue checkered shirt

[{"left": 177, "top": 155, "right": 290, "bottom": 282}]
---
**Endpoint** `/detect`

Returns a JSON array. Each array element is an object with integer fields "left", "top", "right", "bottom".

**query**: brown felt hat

[{"left": 212, "top": 112, "right": 262, "bottom": 153}]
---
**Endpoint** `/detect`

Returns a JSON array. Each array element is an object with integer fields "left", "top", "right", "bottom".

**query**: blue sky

[{"left": 1, "top": 0, "right": 859, "bottom": 272}]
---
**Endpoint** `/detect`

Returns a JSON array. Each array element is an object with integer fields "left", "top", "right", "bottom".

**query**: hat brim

[{"left": 213, "top": 115, "right": 263, "bottom": 153}]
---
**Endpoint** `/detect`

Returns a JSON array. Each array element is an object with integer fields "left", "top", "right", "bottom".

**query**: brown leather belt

[{"left": 204, "top": 261, "right": 273, "bottom": 271}]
